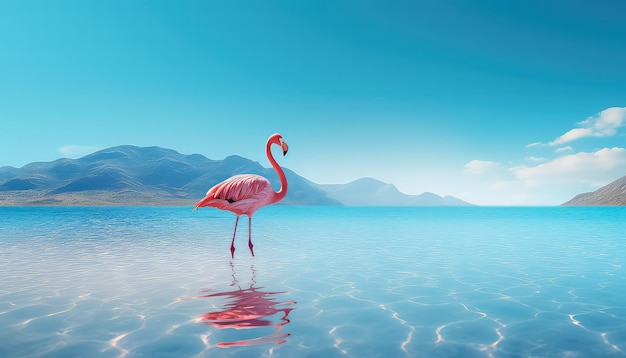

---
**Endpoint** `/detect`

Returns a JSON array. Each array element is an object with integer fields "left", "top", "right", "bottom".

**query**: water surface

[{"left": 1, "top": 206, "right": 626, "bottom": 357}]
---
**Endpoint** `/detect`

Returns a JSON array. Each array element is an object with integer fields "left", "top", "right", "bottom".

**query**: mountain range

[
  {"left": 0, "top": 145, "right": 473, "bottom": 207},
  {"left": 562, "top": 175, "right": 626, "bottom": 206}
]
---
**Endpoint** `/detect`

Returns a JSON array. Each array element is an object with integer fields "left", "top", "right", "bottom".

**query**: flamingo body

[
  {"left": 195, "top": 174, "right": 275, "bottom": 216},
  {"left": 194, "top": 133, "right": 289, "bottom": 258}
]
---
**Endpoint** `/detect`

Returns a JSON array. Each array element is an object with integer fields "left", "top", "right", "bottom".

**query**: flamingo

[{"left": 194, "top": 133, "right": 289, "bottom": 258}]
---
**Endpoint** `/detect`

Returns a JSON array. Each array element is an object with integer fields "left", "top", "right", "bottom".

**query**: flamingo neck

[{"left": 267, "top": 140, "right": 288, "bottom": 204}]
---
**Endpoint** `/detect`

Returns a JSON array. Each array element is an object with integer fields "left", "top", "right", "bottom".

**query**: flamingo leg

[
  {"left": 231, "top": 216, "right": 240, "bottom": 259},
  {"left": 248, "top": 216, "right": 254, "bottom": 257}
]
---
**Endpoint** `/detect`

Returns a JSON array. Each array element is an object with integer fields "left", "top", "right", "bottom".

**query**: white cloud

[
  {"left": 549, "top": 107, "right": 626, "bottom": 146},
  {"left": 525, "top": 156, "right": 545, "bottom": 163},
  {"left": 463, "top": 160, "right": 500, "bottom": 175},
  {"left": 526, "top": 142, "right": 543, "bottom": 148},
  {"left": 555, "top": 146, "right": 573, "bottom": 153},
  {"left": 461, "top": 108, "right": 626, "bottom": 205},
  {"left": 458, "top": 147, "right": 626, "bottom": 205},
  {"left": 513, "top": 147, "right": 626, "bottom": 187},
  {"left": 59, "top": 145, "right": 102, "bottom": 159}
]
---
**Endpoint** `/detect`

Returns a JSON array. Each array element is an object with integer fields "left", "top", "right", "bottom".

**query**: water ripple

[{"left": 3, "top": 206, "right": 626, "bottom": 357}]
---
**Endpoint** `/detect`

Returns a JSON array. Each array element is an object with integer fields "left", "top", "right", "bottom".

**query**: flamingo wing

[{"left": 210, "top": 175, "right": 271, "bottom": 202}]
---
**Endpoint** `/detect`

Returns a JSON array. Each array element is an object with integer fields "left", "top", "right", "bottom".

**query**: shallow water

[{"left": 1, "top": 206, "right": 626, "bottom": 357}]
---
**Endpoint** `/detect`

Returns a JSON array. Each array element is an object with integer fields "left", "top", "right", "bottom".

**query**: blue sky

[{"left": 1, "top": 1, "right": 626, "bottom": 205}]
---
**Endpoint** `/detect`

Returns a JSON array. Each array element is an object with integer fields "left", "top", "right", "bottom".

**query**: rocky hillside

[{"left": 562, "top": 175, "right": 626, "bottom": 206}]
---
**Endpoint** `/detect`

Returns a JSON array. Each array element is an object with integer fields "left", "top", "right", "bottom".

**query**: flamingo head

[{"left": 269, "top": 133, "right": 289, "bottom": 156}]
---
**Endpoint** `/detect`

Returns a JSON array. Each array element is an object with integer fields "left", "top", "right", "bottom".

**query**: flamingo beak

[{"left": 281, "top": 141, "right": 289, "bottom": 156}]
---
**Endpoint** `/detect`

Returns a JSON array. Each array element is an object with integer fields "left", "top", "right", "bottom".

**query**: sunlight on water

[{"left": 1, "top": 206, "right": 626, "bottom": 357}]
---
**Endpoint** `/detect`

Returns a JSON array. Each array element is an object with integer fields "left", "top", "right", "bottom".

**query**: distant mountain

[
  {"left": 0, "top": 145, "right": 338, "bottom": 206},
  {"left": 320, "top": 177, "right": 473, "bottom": 206},
  {"left": 562, "top": 175, "right": 626, "bottom": 206},
  {"left": 0, "top": 145, "right": 473, "bottom": 206}
]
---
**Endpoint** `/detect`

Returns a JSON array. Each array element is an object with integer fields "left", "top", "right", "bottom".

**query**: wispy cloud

[
  {"left": 549, "top": 107, "right": 626, "bottom": 146},
  {"left": 58, "top": 145, "right": 102, "bottom": 159},
  {"left": 526, "top": 142, "right": 543, "bottom": 148},
  {"left": 555, "top": 146, "right": 573, "bottom": 153},
  {"left": 513, "top": 147, "right": 626, "bottom": 187},
  {"left": 525, "top": 156, "right": 545, "bottom": 163},
  {"left": 463, "top": 160, "right": 499, "bottom": 175}
]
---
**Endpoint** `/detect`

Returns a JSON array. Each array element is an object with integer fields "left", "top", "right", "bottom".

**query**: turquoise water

[{"left": 1, "top": 206, "right": 626, "bottom": 357}]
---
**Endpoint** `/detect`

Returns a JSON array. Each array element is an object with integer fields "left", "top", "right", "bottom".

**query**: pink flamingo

[{"left": 194, "top": 133, "right": 289, "bottom": 258}]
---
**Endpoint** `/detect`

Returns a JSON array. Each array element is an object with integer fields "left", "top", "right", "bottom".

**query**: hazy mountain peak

[
  {"left": 320, "top": 178, "right": 472, "bottom": 206},
  {"left": 83, "top": 145, "right": 182, "bottom": 161}
]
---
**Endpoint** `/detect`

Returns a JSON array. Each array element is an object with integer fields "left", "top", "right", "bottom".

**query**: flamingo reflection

[{"left": 198, "top": 264, "right": 296, "bottom": 348}]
